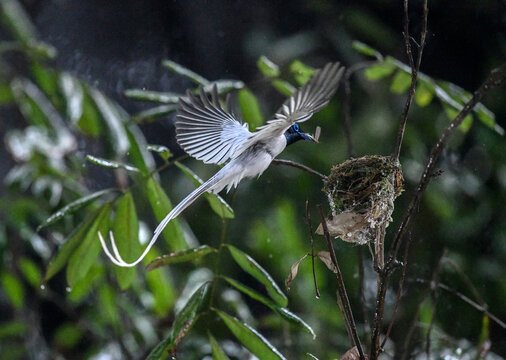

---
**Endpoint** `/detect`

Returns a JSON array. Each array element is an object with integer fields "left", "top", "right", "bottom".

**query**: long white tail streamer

[{"left": 99, "top": 171, "right": 225, "bottom": 267}]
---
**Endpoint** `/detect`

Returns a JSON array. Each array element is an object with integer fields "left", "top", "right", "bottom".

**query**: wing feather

[{"left": 176, "top": 85, "right": 252, "bottom": 164}]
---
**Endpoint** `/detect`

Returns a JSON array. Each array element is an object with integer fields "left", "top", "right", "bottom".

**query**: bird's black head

[{"left": 284, "top": 123, "right": 316, "bottom": 146}]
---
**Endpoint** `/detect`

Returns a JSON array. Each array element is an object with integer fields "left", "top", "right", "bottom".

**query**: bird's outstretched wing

[
  {"left": 176, "top": 86, "right": 252, "bottom": 164},
  {"left": 249, "top": 62, "right": 345, "bottom": 143}
]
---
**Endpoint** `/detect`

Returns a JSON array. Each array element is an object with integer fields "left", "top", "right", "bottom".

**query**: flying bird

[{"left": 100, "top": 62, "right": 345, "bottom": 267}]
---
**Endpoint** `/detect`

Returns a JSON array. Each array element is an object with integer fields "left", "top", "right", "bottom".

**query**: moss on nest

[{"left": 319, "top": 155, "right": 404, "bottom": 244}]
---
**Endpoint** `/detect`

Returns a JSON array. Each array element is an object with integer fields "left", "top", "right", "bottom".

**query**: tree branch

[
  {"left": 272, "top": 159, "right": 327, "bottom": 180},
  {"left": 317, "top": 205, "right": 366, "bottom": 360},
  {"left": 388, "top": 61, "right": 506, "bottom": 262},
  {"left": 392, "top": 0, "right": 428, "bottom": 161}
]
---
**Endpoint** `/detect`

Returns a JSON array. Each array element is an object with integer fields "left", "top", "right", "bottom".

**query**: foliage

[{"left": 1, "top": 1, "right": 505, "bottom": 360}]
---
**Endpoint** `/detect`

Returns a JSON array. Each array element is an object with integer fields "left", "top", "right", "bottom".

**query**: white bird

[{"left": 100, "top": 61, "right": 345, "bottom": 267}]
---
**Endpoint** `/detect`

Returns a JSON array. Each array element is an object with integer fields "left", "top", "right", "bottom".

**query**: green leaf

[
  {"left": 79, "top": 89, "right": 102, "bottom": 136},
  {"left": 390, "top": 70, "right": 412, "bottom": 94},
  {"left": 443, "top": 105, "right": 473, "bottom": 133},
  {"left": 44, "top": 208, "right": 103, "bottom": 281},
  {"left": 112, "top": 191, "right": 140, "bottom": 290},
  {"left": 124, "top": 89, "right": 182, "bottom": 104},
  {"left": 478, "top": 315, "right": 489, "bottom": 346},
  {"left": 98, "top": 283, "right": 119, "bottom": 328},
  {"left": 145, "top": 177, "right": 187, "bottom": 251},
  {"left": 86, "top": 155, "right": 140, "bottom": 173},
  {"left": 31, "top": 63, "right": 59, "bottom": 100},
  {"left": 257, "top": 56, "right": 280, "bottom": 78},
  {"left": 364, "top": 60, "right": 396, "bottom": 80},
  {"left": 0, "top": 321, "right": 28, "bottom": 338},
  {"left": 475, "top": 104, "right": 503, "bottom": 135},
  {"left": 53, "top": 323, "right": 83, "bottom": 348},
  {"left": 238, "top": 88, "right": 263, "bottom": 131},
  {"left": 18, "top": 257, "right": 41, "bottom": 287},
  {"left": 59, "top": 72, "right": 84, "bottom": 125},
  {"left": 133, "top": 105, "right": 178, "bottom": 122},
  {"left": 175, "top": 162, "right": 234, "bottom": 219},
  {"left": 125, "top": 125, "right": 153, "bottom": 175},
  {"left": 147, "top": 144, "right": 173, "bottom": 161},
  {"left": 147, "top": 282, "right": 211, "bottom": 359},
  {"left": 272, "top": 79, "right": 295, "bottom": 96},
  {"left": 208, "top": 333, "right": 230, "bottom": 360},
  {"left": 146, "top": 245, "right": 218, "bottom": 271},
  {"left": 66, "top": 203, "right": 111, "bottom": 287},
  {"left": 38, "top": 188, "right": 116, "bottom": 231},
  {"left": 1, "top": 273, "right": 24, "bottom": 309},
  {"left": 145, "top": 251, "right": 176, "bottom": 315},
  {"left": 225, "top": 244, "right": 288, "bottom": 307},
  {"left": 414, "top": 81, "right": 435, "bottom": 107},
  {"left": 201, "top": 80, "right": 244, "bottom": 94},
  {"left": 223, "top": 276, "right": 315, "bottom": 338},
  {"left": 89, "top": 88, "right": 129, "bottom": 155},
  {"left": 351, "top": 40, "right": 382, "bottom": 59},
  {"left": 289, "top": 60, "right": 315, "bottom": 86},
  {"left": 0, "top": 85, "right": 14, "bottom": 104},
  {"left": 214, "top": 309, "right": 286, "bottom": 360},
  {"left": 162, "top": 60, "right": 211, "bottom": 86}
]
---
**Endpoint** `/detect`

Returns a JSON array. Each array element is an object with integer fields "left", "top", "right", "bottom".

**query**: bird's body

[{"left": 100, "top": 62, "right": 345, "bottom": 267}]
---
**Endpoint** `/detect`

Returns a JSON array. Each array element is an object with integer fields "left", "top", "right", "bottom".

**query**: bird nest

[{"left": 317, "top": 155, "right": 404, "bottom": 245}]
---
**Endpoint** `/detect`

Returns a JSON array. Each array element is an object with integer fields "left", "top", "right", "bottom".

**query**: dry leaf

[
  {"left": 316, "top": 212, "right": 368, "bottom": 244},
  {"left": 339, "top": 346, "right": 368, "bottom": 360},
  {"left": 285, "top": 254, "right": 308, "bottom": 291},
  {"left": 316, "top": 251, "right": 337, "bottom": 273}
]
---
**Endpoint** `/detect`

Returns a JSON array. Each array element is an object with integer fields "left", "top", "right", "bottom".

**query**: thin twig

[
  {"left": 388, "top": 61, "right": 506, "bottom": 263},
  {"left": 425, "top": 249, "right": 445, "bottom": 360},
  {"left": 412, "top": 280, "right": 506, "bottom": 329},
  {"left": 357, "top": 247, "right": 370, "bottom": 333},
  {"left": 317, "top": 204, "right": 365, "bottom": 360},
  {"left": 380, "top": 232, "right": 413, "bottom": 349},
  {"left": 392, "top": 0, "right": 428, "bottom": 161},
  {"left": 272, "top": 159, "right": 327, "bottom": 180},
  {"left": 305, "top": 200, "right": 320, "bottom": 298}
]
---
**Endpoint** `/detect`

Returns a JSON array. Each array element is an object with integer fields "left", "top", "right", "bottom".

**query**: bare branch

[
  {"left": 317, "top": 205, "right": 366, "bottom": 360},
  {"left": 305, "top": 200, "right": 320, "bottom": 298},
  {"left": 392, "top": 0, "right": 428, "bottom": 161},
  {"left": 388, "top": 61, "right": 506, "bottom": 261},
  {"left": 272, "top": 158, "right": 327, "bottom": 180}
]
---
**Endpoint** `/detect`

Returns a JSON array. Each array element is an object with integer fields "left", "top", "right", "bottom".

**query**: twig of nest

[{"left": 317, "top": 155, "right": 404, "bottom": 245}]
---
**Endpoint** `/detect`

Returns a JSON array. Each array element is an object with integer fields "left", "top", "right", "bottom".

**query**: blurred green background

[{"left": 0, "top": 0, "right": 505, "bottom": 359}]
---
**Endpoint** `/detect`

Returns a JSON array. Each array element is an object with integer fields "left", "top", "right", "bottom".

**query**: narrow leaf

[
  {"left": 390, "top": 70, "right": 411, "bottom": 94},
  {"left": 215, "top": 309, "right": 286, "bottom": 360},
  {"left": 414, "top": 81, "right": 435, "bottom": 107},
  {"left": 89, "top": 88, "right": 129, "bottom": 155},
  {"left": 289, "top": 60, "right": 315, "bottom": 86},
  {"left": 38, "top": 188, "right": 116, "bottom": 231},
  {"left": 125, "top": 125, "right": 153, "bottom": 175},
  {"left": 202, "top": 80, "right": 244, "bottom": 94},
  {"left": 363, "top": 61, "right": 396, "bottom": 80},
  {"left": 113, "top": 192, "right": 141, "bottom": 290},
  {"left": 223, "top": 276, "right": 315, "bottom": 338},
  {"left": 146, "top": 245, "right": 218, "bottom": 271},
  {"left": 257, "top": 56, "right": 280, "bottom": 78},
  {"left": 272, "top": 79, "right": 295, "bottom": 96},
  {"left": 238, "top": 88, "right": 263, "bottom": 131},
  {"left": 175, "top": 161, "right": 234, "bottom": 219},
  {"left": 124, "top": 89, "right": 182, "bottom": 104},
  {"left": 79, "top": 89, "right": 102, "bottom": 136},
  {"left": 44, "top": 208, "right": 103, "bottom": 281},
  {"left": 147, "top": 144, "right": 172, "bottom": 161},
  {"left": 86, "top": 155, "right": 140, "bottom": 173},
  {"left": 1, "top": 273, "right": 24, "bottom": 309},
  {"left": 133, "top": 105, "right": 178, "bottom": 122},
  {"left": 225, "top": 245, "right": 288, "bottom": 307},
  {"left": 145, "top": 177, "right": 187, "bottom": 251},
  {"left": 144, "top": 248, "right": 176, "bottom": 315},
  {"left": 209, "top": 333, "right": 231, "bottom": 360},
  {"left": 66, "top": 203, "right": 111, "bottom": 286},
  {"left": 18, "top": 257, "right": 42, "bottom": 287},
  {"left": 285, "top": 254, "right": 308, "bottom": 291},
  {"left": 351, "top": 40, "right": 381, "bottom": 59},
  {"left": 162, "top": 60, "right": 211, "bottom": 86},
  {"left": 146, "top": 282, "right": 211, "bottom": 359}
]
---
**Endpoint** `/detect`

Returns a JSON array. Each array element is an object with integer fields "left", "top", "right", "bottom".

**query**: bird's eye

[{"left": 293, "top": 124, "right": 299, "bottom": 131}]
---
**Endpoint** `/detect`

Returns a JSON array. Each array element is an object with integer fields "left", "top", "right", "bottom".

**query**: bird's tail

[{"left": 99, "top": 170, "right": 226, "bottom": 267}]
